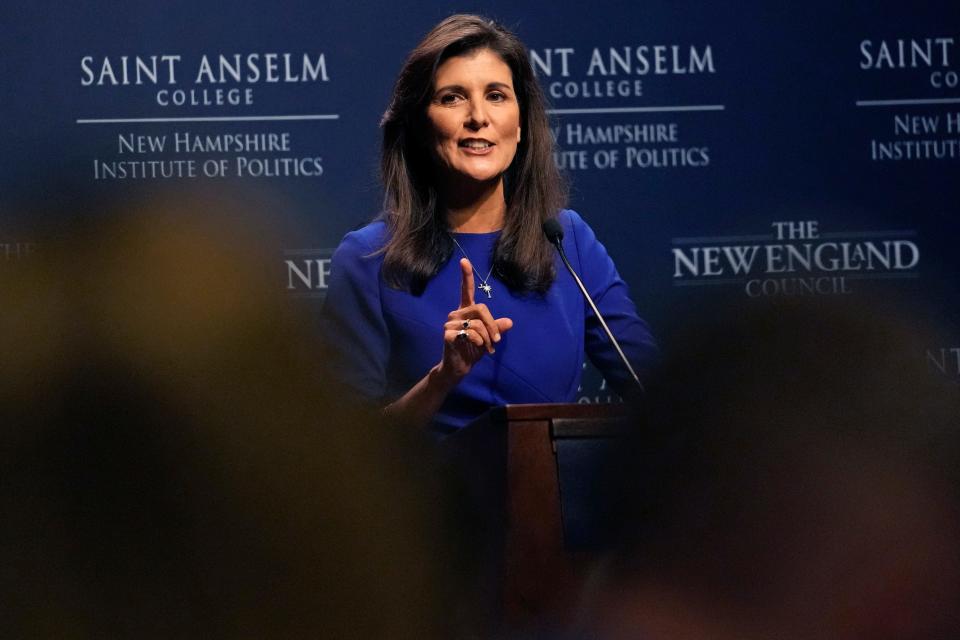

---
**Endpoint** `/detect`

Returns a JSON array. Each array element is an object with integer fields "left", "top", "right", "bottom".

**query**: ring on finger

[
  {"left": 461, "top": 320, "right": 470, "bottom": 330},
  {"left": 456, "top": 329, "right": 468, "bottom": 339}
]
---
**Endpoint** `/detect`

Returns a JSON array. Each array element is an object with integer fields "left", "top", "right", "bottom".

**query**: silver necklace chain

[{"left": 450, "top": 235, "right": 496, "bottom": 298}]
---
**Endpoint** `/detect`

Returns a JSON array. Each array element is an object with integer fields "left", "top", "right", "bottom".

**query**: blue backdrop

[{"left": 3, "top": 1, "right": 958, "bottom": 397}]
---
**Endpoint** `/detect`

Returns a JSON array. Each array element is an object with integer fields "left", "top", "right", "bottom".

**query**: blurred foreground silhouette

[
  {"left": 0, "top": 189, "right": 462, "bottom": 639},
  {"left": 578, "top": 299, "right": 960, "bottom": 640}
]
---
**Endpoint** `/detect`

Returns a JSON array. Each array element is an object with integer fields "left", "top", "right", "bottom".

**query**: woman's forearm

[{"left": 383, "top": 363, "right": 460, "bottom": 428}]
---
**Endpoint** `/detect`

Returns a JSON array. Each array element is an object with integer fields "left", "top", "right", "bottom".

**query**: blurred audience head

[
  {"left": 582, "top": 298, "right": 960, "bottom": 640},
  {"left": 1, "top": 188, "right": 458, "bottom": 639}
]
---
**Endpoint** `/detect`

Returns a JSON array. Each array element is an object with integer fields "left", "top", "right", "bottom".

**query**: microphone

[{"left": 543, "top": 218, "right": 645, "bottom": 394}]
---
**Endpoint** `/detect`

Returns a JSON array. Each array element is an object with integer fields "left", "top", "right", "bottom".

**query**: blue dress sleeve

[
  {"left": 321, "top": 226, "right": 390, "bottom": 401},
  {"left": 564, "top": 210, "right": 659, "bottom": 394}
]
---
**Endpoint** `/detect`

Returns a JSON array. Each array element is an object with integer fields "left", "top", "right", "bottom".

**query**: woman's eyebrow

[
  {"left": 433, "top": 83, "right": 465, "bottom": 94},
  {"left": 433, "top": 81, "right": 514, "bottom": 94}
]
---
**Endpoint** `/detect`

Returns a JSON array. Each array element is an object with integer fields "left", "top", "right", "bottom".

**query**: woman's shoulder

[
  {"left": 556, "top": 209, "right": 596, "bottom": 242},
  {"left": 557, "top": 208, "right": 590, "bottom": 230},
  {"left": 334, "top": 219, "right": 389, "bottom": 258}
]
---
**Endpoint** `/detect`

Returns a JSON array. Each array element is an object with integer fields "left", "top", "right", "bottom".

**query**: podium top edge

[{"left": 489, "top": 402, "right": 632, "bottom": 422}]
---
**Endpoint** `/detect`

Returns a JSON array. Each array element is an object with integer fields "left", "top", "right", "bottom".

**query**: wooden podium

[{"left": 443, "top": 402, "right": 632, "bottom": 633}]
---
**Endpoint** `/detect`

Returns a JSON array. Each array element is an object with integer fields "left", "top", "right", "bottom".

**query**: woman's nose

[{"left": 465, "top": 100, "right": 488, "bottom": 129}]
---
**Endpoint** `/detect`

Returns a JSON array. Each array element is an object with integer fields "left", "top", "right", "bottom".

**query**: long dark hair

[{"left": 379, "top": 14, "right": 565, "bottom": 294}]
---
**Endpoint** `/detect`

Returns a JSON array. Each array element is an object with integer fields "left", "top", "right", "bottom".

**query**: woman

[{"left": 323, "top": 15, "right": 657, "bottom": 433}]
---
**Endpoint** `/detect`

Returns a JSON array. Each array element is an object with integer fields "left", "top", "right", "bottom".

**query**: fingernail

[{"left": 494, "top": 333, "right": 501, "bottom": 342}]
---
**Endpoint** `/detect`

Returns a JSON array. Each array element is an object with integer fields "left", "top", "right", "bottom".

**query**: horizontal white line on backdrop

[
  {"left": 855, "top": 98, "right": 960, "bottom": 107},
  {"left": 76, "top": 114, "right": 340, "bottom": 124},
  {"left": 547, "top": 105, "right": 725, "bottom": 115}
]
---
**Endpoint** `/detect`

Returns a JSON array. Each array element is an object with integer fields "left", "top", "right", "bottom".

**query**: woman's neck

[{"left": 442, "top": 178, "right": 506, "bottom": 233}]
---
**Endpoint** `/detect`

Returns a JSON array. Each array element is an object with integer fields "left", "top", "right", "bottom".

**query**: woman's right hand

[{"left": 438, "top": 258, "right": 513, "bottom": 383}]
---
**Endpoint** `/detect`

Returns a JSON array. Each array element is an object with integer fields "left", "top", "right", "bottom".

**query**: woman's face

[{"left": 426, "top": 48, "right": 521, "bottom": 186}]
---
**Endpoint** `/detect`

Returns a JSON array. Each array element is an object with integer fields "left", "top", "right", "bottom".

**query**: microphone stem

[{"left": 553, "top": 241, "right": 645, "bottom": 394}]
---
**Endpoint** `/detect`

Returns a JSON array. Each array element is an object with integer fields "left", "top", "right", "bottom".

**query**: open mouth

[{"left": 459, "top": 139, "right": 494, "bottom": 150}]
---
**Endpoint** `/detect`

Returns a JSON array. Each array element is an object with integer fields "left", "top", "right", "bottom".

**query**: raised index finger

[{"left": 459, "top": 258, "right": 475, "bottom": 308}]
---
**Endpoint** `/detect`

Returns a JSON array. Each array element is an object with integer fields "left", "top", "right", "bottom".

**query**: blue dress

[{"left": 322, "top": 210, "right": 658, "bottom": 433}]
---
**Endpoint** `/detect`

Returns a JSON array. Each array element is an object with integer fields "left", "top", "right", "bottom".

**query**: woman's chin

[{"left": 443, "top": 168, "right": 504, "bottom": 189}]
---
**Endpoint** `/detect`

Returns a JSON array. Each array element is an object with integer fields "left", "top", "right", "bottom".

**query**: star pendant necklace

[{"left": 450, "top": 235, "right": 496, "bottom": 298}]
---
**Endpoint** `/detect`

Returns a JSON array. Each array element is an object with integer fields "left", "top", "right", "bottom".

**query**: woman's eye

[
  {"left": 488, "top": 92, "right": 506, "bottom": 102},
  {"left": 439, "top": 93, "right": 462, "bottom": 105}
]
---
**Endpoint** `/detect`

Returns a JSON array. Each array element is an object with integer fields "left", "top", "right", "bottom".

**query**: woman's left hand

[{"left": 436, "top": 258, "right": 513, "bottom": 383}]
